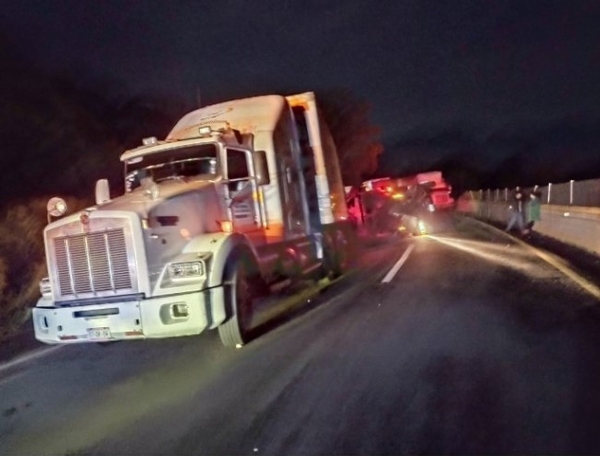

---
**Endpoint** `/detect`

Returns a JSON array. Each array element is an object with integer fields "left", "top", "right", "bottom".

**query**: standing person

[
  {"left": 524, "top": 189, "right": 542, "bottom": 235},
  {"left": 505, "top": 186, "right": 525, "bottom": 233}
]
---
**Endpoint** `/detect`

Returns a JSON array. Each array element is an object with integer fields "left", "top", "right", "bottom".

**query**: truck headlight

[
  {"left": 168, "top": 261, "right": 205, "bottom": 278},
  {"left": 39, "top": 277, "right": 52, "bottom": 298}
]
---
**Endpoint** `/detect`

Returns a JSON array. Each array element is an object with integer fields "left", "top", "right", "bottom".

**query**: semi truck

[
  {"left": 415, "top": 171, "right": 455, "bottom": 210},
  {"left": 33, "top": 92, "right": 351, "bottom": 347}
]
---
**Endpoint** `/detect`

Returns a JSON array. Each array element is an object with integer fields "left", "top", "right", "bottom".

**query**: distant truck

[
  {"left": 355, "top": 172, "right": 454, "bottom": 236},
  {"left": 356, "top": 177, "right": 411, "bottom": 235},
  {"left": 415, "top": 171, "right": 455, "bottom": 210},
  {"left": 33, "top": 92, "right": 351, "bottom": 347}
]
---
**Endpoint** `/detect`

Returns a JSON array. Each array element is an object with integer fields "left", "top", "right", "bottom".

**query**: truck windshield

[{"left": 125, "top": 144, "right": 219, "bottom": 192}]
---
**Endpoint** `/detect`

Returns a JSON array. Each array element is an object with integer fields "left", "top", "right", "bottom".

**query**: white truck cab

[{"left": 33, "top": 92, "right": 351, "bottom": 347}]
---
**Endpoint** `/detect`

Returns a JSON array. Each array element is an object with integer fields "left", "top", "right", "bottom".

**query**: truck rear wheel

[
  {"left": 218, "top": 253, "right": 262, "bottom": 347},
  {"left": 323, "top": 230, "right": 349, "bottom": 279}
]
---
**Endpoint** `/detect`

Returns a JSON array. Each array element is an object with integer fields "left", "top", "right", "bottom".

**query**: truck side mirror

[
  {"left": 95, "top": 179, "right": 111, "bottom": 205},
  {"left": 254, "top": 150, "right": 270, "bottom": 185}
]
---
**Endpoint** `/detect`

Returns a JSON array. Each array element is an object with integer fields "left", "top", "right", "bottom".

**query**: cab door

[{"left": 225, "top": 148, "right": 261, "bottom": 236}]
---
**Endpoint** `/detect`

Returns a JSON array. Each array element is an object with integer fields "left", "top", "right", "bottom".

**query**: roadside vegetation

[
  {"left": 0, "top": 198, "right": 82, "bottom": 337},
  {"left": 0, "top": 36, "right": 185, "bottom": 339}
]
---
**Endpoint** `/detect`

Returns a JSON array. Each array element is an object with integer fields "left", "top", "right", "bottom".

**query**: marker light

[
  {"left": 219, "top": 220, "right": 233, "bottom": 233},
  {"left": 199, "top": 126, "right": 212, "bottom": 136}
]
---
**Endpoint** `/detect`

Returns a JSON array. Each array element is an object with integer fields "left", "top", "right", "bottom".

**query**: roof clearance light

[
  {"left": 142, "top": 136, "right": 157, "bottom": 146},
  {"left": 199, "top": 126, "right": 212, "bottom": 136}
]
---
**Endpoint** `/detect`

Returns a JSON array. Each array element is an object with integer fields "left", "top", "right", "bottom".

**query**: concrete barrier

[{"left": 457, "top": 193, "right": 600, "bottom": 256}]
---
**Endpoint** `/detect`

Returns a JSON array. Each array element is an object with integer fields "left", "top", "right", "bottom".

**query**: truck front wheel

[{"left": 218, "top": 253, "right": 262, "bottom": 347}]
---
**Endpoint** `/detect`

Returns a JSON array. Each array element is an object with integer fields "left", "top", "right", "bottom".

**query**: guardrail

[
  {"left": 458, "top": 177, "right": 600, "bottom": 257},
  {"left": 471, "top": 178, "right": 600, "bottom": 207}
]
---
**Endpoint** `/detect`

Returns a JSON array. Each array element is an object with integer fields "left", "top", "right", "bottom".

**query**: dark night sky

[{"left": 2, "top": 0, "right": 600, "bottom": 182}]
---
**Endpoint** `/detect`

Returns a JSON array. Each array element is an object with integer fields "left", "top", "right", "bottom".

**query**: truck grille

[{"left": 54, "top": 228, "right": 132, "bottom": 297}]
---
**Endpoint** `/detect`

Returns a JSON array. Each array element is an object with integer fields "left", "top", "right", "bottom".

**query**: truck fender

[
  {"left": 182, "top": 232, "right": 261, "bottom": 289},
  {"left": 180, "top": 232, "right": 262, "bottom": 330}
]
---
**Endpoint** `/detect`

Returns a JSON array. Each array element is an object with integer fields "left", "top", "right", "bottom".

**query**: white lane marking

[
  {"left": 0, "top": 345, "right": 63, "bottom": 374},
  {"left": 381, "top": 244, "right": 415, "bottom": 284}
]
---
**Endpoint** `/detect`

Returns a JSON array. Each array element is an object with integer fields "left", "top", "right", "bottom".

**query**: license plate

[{"left": 87, "top": 327, "right": 112, "bottom": 341}]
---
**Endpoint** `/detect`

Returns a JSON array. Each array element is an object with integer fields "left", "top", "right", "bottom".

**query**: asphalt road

[{"left": 2, "top": 215, "right": 600, "bottom": 455}]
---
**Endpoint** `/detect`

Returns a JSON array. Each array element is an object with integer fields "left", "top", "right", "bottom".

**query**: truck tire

[
  {"left": 323, "top": 230, "right": 349, "bottom": 279},
  {"left": 218, "top": 252, "right": 262, "bottom": 347}
]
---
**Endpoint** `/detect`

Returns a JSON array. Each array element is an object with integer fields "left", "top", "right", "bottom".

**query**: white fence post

[{"left": 570, "top": 180, "right": 574, "bottom": 205}]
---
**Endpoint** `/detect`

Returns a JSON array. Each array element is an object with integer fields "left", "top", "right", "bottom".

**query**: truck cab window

[
  {"left": 226, "top": 148, "right": 250, "bottom": 192},
  {"left": 125, "top": 144, "right": 218, "bottom": 192}
]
